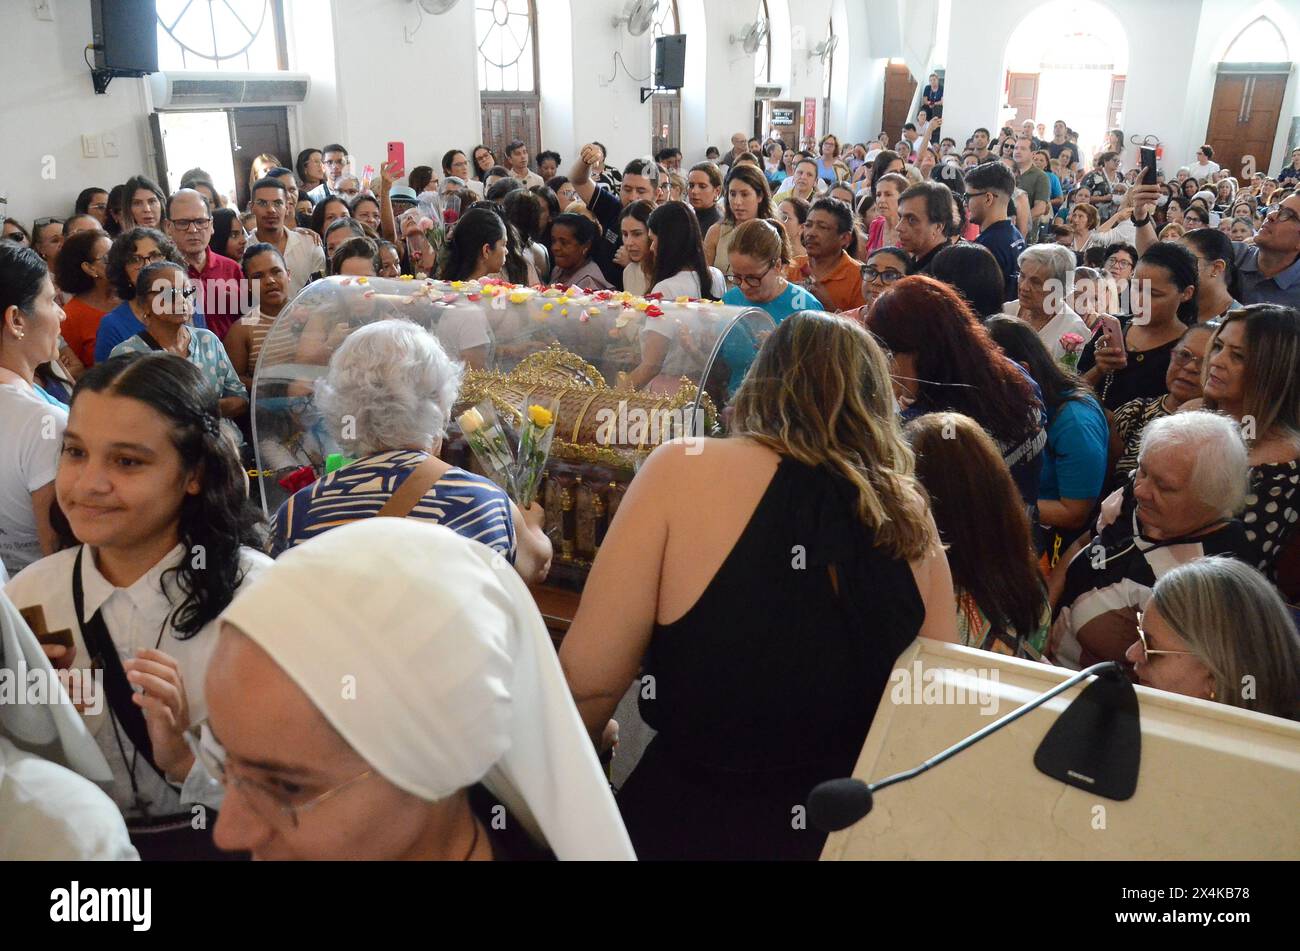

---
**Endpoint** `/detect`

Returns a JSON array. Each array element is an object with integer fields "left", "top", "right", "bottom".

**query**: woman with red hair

[{"left": 867, "top": 275, "right": 1047, "bottom": 505}]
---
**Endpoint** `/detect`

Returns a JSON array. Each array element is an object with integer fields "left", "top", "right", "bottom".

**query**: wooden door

[
  {"left": 1206, "top": 72, "right": 1288, "bottom": 182},
  {"left": 882, "top": 63, "right": 917, "bottom": 144},
  {"left": 1005, "top": 72, "right": 1039, "bottom": 125},
  {"left": 231, "top": 107, "right": 291, "bottom": 210},
  {"left": 480, "top": 96, "right": 542, "bottom": 169},
  {"left": 1108, "top": 75, "right": 1126, "bottom": 131},
  {"left": 768, "top": 99, "right": 801, "bottom": 151},
  {"left": 651, "top": 92, "right": 680, "bottom": 157}
]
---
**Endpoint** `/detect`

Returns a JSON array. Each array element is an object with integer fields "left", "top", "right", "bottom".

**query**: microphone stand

[{"left": 870, "top": 660, "right": 1123, "bottom": 796}]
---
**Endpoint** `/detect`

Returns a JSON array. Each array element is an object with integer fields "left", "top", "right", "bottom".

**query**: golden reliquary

[{"left": 447, "top": 346, "right": 718, "bottom": 588}]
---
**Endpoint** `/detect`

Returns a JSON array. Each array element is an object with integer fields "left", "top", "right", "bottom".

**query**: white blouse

[
  {"left": 0, "top": 382, "right": 67, "bottom": 578},
  {"left": 4, "top": 543, "right": 271, "bottom": 820}
]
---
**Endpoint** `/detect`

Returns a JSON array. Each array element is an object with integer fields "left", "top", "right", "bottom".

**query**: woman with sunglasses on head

[
  {"left": 108, "top": 262, "right": 248, "bottom": 444},
  {"left": 4, "top": 352, "right": 270, "bottom": 858},
  {"left": 1127, "top": 557, "right": 1300, "bottom": 720},
  {"left": 52, "top": 228, "right": 115, "bottom": 370}
]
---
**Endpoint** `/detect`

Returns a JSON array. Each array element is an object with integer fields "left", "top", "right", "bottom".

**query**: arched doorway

[
  {"left": 1002, "top": 1, "right": 1128, "bottom": 165},
  {"left": 1205, "top": 17, "right": 1291, "bottom": 181}
]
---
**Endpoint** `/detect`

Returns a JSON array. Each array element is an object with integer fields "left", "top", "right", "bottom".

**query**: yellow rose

[
  {"left": 458, "top": 407, "right": 485, "bottom": 434},
  {"left": 527, "top": 404, "right": 554, "bottom": 428}
]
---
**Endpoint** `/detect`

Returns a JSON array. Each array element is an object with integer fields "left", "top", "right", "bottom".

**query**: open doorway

[
  {"left": 151, "top": 107, "right": 293, "bottom": 210},
  {"left": 152, "top": 111, "right": 238, "bottom": 205},
  {"left": 1002, "top": 1, "right": 1128, "bottom": 166}
]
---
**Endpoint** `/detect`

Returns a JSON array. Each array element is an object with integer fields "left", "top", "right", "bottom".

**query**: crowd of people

[{"left": 2, "top": 109, "right": 1299, "bottom": 863}]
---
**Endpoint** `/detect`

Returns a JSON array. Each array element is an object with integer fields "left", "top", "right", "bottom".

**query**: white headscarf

[
  {"left": 0, "top": 592, "right": 112, "bottom": 782},
  {"left": 219, "top": 519, "right": 635, "bottom": 860}
]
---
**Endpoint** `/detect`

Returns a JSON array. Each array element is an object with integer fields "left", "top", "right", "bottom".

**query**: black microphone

[
  {"left": 807, "top": 661, "right": 1137, "bottom": 833},
  {"left": 807, "top": 778, "right": 875, "bottom": 831}
]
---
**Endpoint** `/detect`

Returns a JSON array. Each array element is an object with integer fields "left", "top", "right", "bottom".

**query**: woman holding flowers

[{"left": 271, "top": 320, "right": 552, "bottom": 583}]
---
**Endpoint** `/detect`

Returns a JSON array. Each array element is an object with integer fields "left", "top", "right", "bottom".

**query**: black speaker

[
  {"left": 654, "top": 34, "right": 686, "bottom": 90},
  {"left": 91, "top": 0, "right": 159, "bottom": 76}
]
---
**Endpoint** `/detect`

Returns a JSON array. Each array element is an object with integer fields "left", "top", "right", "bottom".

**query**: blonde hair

[
  {"left": 730, "top": 311, "right": 936, "bottom": 560},
  {"left": 1151, "top": 557, "right": 1300, "bottom": 720},
  {"left": 729, "top": 218, "right": 792, "bottom": 266}
]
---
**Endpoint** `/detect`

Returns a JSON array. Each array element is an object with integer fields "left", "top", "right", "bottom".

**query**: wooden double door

[{"left": 1206, "top": 69, "right": 1289, "bottom": 181}]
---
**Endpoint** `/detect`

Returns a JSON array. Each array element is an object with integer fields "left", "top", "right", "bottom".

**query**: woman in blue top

[
  {"left": 719, "top": 219, "right": 823, "bottom": 398},
  {"left": 815, "top": 135, "right": 842, "bottom": 185},
  {"left": 271, "top": 319, "right": 554, "bottom": 584},
  {"left": 987, "top": 315, "right": 1110, "bottom": 564}
]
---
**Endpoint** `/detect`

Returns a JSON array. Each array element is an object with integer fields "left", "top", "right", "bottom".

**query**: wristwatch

[{"left": 1132, "top": 215, "right": 1151, "bottom": 228}]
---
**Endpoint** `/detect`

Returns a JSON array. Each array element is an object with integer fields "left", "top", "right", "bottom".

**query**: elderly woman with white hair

[
  {"left": 1049, "top": 411, "right": 1256, "bottom": 669},
  {"left": 202, "top": 518, "right": 635, "bottom": 859},
  {"left": 1127, "top": 557, "right": 1300, "bottom": 720},
  {"left": 271, "top": 319, "right": 552, "bottom": 583},
  {"left": 1003, "top": 243, "right": 1091, "bottom": 361}
]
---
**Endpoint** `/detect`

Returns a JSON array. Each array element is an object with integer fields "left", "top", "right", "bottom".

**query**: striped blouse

[{"left": 271, "top": 449, "right": 516, "bottom": 560}]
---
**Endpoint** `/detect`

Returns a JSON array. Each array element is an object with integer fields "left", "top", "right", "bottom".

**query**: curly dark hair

[
  {"left": 56, "top": 353, "right": 265, "bottom": 637},
  {"left": 52, "top": 227, "right": 109, "bottom": 296},
  {"left": 105, "top": 227, "right": 183, "bottom": 300}
]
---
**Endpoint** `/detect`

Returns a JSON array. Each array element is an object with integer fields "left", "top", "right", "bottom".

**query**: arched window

[
  {"left": 755, "top": 0, "right": 772, "bottom": 84},
  {"left": 651, "top": 0, "right": 682, "bottom": 158},
  {"left": 1223, "top": 17, "right": 1289, "bottom": 62},
  {"left": 475, "top": 0, "right": 539, "bottom": 92},
  {"left": 155, "top": 0, "right": 286, "bottom": 71},
  {"left": 475, "top": 0, "right": 541, "bottom": 173}
]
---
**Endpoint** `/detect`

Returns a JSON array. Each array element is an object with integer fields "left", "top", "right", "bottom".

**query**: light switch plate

[
  {"left": 101, "top": 133, "right": 118, "bottom": 157},
  {"left": 81, "top": 134, "right": 98, "bottom": 158},
  {"left": 34, "top": 0, "right": 54, "bottom": 22}
]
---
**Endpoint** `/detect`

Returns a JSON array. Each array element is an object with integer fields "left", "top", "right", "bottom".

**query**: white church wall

[{"left": 0, "top": 1, "right": 153, "bottom": 224}]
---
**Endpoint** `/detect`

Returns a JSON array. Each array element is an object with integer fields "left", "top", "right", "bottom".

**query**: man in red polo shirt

[
  {"left": 786, "top": 197, "right": 866, "bottom": 313},
  {"left": 165, "top": 188, "right": 245, "bottom": 339}
]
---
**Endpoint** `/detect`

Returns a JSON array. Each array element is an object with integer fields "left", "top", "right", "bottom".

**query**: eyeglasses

[
  {"left": 151, "top": 285, "right": 197, "bottom": 306},
  {"left": 726, "top": 261, "right": 776, "bottom": 288},
  {"left": 34, "top": 216, "right": 65, "bottom": 227},
  {"left": 1171, "top": 347, "right": 1204, "bottom": 370},
  {"left": 862, "top": 265, "right": 906, "bottom": 284},
  {"left": 1266, "top": 207, "right": 1300, "bottom": 225},
  {"left": 169, "top": 217, "right": 212, "bottom": 232},
  {"left": 185, "top": 722, "right": 375, "bottom": 831},
  {"left": 128, "top": 251, "right": 167, "bottom": 268},
  {"left": 1134, "top": 614, "right": 1196, "bottom": 663}
]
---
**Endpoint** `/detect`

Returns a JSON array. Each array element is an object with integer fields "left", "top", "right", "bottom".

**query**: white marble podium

[{"left": 821, "top": 639, "right": 1300, "bottom": 860}]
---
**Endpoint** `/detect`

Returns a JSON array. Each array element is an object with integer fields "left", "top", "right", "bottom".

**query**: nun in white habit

[
  {"left": 0, "top": 592, "right": 137, "bottom": 860},
  {"left": 202, "top": 517, "right": 635, "bottom": 860}
]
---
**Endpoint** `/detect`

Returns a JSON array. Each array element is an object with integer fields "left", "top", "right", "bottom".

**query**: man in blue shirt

[
  {"left": 966, "top": 161, "right": 1025, "bottom": 299},
  {"left": 1235, "top": 193, "right": 1300, "bottom": 308}
]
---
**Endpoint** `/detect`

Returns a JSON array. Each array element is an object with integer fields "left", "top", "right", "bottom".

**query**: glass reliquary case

[{"left": 250, "top": 275, "right": 775, "bottom": 611}]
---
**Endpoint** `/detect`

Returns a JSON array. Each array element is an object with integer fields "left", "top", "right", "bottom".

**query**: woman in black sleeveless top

[{"left": 560, "top": 312, "right": 957, "bottom": 860}]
